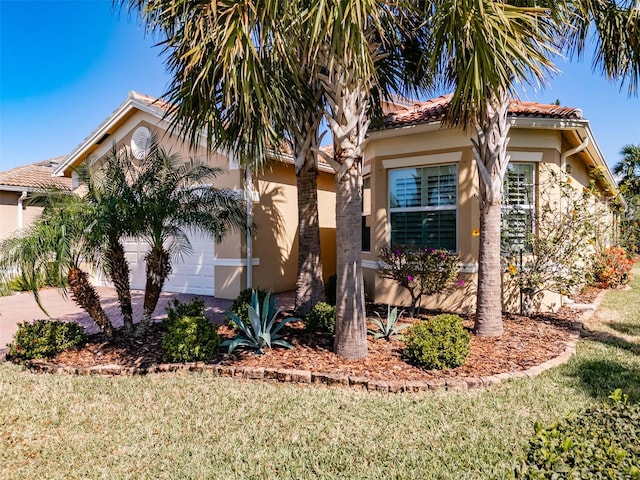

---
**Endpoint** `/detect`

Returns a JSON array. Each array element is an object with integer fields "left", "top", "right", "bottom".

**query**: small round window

[{"left": 131, "top": 126, "right": 151, "bottom": 160}]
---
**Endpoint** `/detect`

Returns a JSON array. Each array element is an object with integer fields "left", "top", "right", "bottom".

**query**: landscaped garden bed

[{"left": 17, "top": 303, "right": 585, "bottom": 388}]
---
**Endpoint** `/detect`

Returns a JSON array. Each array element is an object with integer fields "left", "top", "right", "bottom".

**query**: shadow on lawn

[
  {"left": 609, "top": 321, "right": 640, "bottom": 336},
  {"left": 562, "top": 328, "right": 640, "bottom": 403}
]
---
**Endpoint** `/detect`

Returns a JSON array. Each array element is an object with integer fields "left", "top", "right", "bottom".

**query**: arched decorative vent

[{"left": 131, "top": 126, "right": 151, "bottom": 160}]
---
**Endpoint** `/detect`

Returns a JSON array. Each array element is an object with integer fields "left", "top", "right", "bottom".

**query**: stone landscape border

[{"left": 19, "top": 291, "right": 606, "bottom": 393}]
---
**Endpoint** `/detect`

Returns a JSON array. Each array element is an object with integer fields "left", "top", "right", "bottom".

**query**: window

[
  {"left": 501, "top": 163, "right": 534, "bottom": 252},
  {"left": 389, "top": 165, "right": 457, "bottom": 250},
  {"left": 362, "top": 176, "right": 371, "bottom": 252}
]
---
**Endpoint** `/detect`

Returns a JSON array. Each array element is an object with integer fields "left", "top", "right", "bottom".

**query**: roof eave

[{"left": 53, "top": 92, "right": 168, "bottom": 177}]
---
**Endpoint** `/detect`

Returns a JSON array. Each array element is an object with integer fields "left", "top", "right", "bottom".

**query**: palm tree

[
  {"left": 131, "top": 140, "right": 247, "bottom": 334},
  {"left": 124, "top": 0, "right": 327, "bottom": 316},
  {"left": 427, "top": 0, "right": 558, "bottom": 336},
  {"left": 75, "top": 149, "right": 139, "bottom": 335},
  {"left": 567, "top": 0, "right": 639, "bottom": 95},
  {"left": 0, "top": 192, "right": 115, "bottom": 337},
  {"left": 614, "top": 144, "right": 640, "bottom": 196}
]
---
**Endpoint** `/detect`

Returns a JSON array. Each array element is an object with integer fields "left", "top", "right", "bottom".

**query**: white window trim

[{"left": 502, "top": 162, "right": 536, "bottom": 251}]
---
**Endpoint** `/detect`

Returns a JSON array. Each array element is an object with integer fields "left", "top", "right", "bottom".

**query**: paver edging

[{"left": 15, "top": 296, "right": 602, "bottom": 393}]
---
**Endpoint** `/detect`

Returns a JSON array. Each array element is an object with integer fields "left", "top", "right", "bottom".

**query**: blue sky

[{"left": 1, "top": 0, "right": 639, "bottom": 173}]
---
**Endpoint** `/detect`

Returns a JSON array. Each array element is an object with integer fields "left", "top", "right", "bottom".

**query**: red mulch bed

[{"left": 45, "top": 303, "right": 585, "bottom": 382}]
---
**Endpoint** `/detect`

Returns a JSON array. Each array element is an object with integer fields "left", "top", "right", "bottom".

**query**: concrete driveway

[{"left": 0, "top": 287, "right": 295, "bottom": 353}]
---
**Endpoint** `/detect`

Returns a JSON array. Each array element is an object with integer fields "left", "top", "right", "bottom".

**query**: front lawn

[{"left": 1, "top": 270, "right": 639, "bottom": 479}]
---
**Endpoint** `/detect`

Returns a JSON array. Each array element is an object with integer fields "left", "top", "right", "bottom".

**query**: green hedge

[
  {"left": 8, "top": 319, "right": 87, "bottom": 360},
  {"left": 513, "top": 390, "right": 640, "bottom": 479}
]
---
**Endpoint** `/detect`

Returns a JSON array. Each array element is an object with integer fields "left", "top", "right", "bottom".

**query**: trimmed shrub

[
  {"left": 325, "top": 274, "right": 337, "bottom": 306},
  {"left": 592, "top": 245, "right": 635, "bottom": 288},
  {"left": 229, "top": 288, "right": 268, "bottom": 323},
  {"left": 304, "top": 301, "right": 336, "bottom": 334},
  {"left": 8, "top": 319, "right": 88, "bottom": 360},
  {"left": 162, "top": 315, "right": 220, "bottom": 362},
  {"left": 163, "top": 298, "right": 220, "bottom": 362},
  {"left": 513, "top": 390, "right": 640, "bottom": 479},
  {"left": 404, "top": 314, "right": 470, "bottom": 370}
]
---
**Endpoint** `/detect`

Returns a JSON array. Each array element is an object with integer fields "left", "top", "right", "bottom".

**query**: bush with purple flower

[{"left": 378, "top": 244, "right": 460, "bottom": 317}]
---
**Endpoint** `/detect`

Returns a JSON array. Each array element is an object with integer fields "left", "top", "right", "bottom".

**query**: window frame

[
  {"left": 362, "top": 175, "right": 371, "bottom": 252},
  {"left": 387, "top": 163, "right": 459, "bottom": 251},
  {"left": 501, "top": 162, "right": 536, "bottom": 253}
]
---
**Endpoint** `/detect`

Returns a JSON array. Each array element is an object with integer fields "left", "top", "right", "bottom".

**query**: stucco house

[
  {"left": 47, "top": 91, "right": 620, "bottom": 312},
  {"left": 0, "top": 158, "right": 72, "bottom": 242},
  {"left": 362, "top": 95, "right": 621, "bottom": 312},
  {"left": 52, "top": 91, "right": 336, "bottom": 299}
]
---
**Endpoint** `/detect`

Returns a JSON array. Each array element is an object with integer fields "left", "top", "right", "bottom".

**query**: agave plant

[
  {"left": 222, "top": 290, "right": 296, "bottom": 354},
  {"left": 368, "top": 306, "right": 408, "bottom": 341}
]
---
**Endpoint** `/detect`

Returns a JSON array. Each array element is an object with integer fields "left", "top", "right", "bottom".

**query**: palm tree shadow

[
  {"left": 609, "top": 322, "right": 640, "bottom": 336},
  {"left": 581, "top": 328, "right": 640, "bottom": 356},
  {"left": 560, "top": 326, "right": 640, "bottom": 403},
  {"left": 562, "top": 356, "right": 640, "bottom": 403}
]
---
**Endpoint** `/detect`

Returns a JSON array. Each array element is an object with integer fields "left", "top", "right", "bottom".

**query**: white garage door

[{"left": 123, "top": 232, "right": 215, "bottom": 296}]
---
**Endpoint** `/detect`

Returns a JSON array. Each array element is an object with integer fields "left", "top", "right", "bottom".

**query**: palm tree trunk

[
  {"left": 295, "top": 166, "right": 325, "bottom": 314},
  {"left": 106, "top": 240, "right": 134, "bottom": 335},
  {"left": 67, "top": 266, "right": 113, "bottom": 338},
  {"left": 293, "top": 112, "right": 325, "bottom": 315},
  {"left": 139, "top": 245, "right": 171, "bottom": 334},
  {"left": 472, "top": 95, "right": 510, "bottom": 336},
  {"left": 320, "top": 67, "right": 370, "bottom": 359},
  {"left": 333, "top": 159, "right": 367, "bottom": 359}
]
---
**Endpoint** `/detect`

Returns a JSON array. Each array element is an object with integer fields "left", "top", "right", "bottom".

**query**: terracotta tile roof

[
  {"left": 0, "top": 157, "right": 72, "bottom": 191},
  {"left": 384, "top": 94, "right": 583, "bottom": 128}
]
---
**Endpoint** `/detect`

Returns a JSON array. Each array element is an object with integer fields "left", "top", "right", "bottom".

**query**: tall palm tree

[
  {"left": 124, "top": 0, "right": 430, "bottom": 358},
  {"left": 567, "top": 0, "right": 639, "bottom": 94},
  {"left": 131, "top": 140, "right": 247, "bottom": 333},
  {"left": 0, "top": 192, "right": 115, "bottom": 337},
  {"left": 614, "top": 144, "right": 640, "bottom": 196},
  {"left": 427, "top": 0, "right": 558, "bottom": 336}
]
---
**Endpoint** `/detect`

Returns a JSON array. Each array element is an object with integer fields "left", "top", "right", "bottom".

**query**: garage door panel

[{"left": 122, "top": 233, "right": 214, "bottom": 295}]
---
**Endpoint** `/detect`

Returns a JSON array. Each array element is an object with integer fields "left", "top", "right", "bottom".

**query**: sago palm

[
  {"left": 0, "top": 191, "right": 115, "bottom": 337},
  {"left": 131, "top": 140, "right": 247, "bottom": 333}
]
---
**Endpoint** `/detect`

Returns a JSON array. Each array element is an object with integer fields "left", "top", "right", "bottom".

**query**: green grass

[{"left": 1, "top": 271, "right": 640, "bottom": 479}]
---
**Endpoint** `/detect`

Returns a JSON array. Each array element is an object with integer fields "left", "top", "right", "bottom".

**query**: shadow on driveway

[{"left": 0, "top": 287, "right": 295, "bottom": 353}]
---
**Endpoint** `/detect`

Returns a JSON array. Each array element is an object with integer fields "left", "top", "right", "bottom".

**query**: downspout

[
  {"left": 560, "top": 137, "right": 589, "bottom": 210},
  {"left": 561, "top": 137, "right": 589, "bottom": 177},
  {"left": 245, "top": 167, "right": 253, "bottom": 290},
  {"left": 17, "top": 191, "right": 28, "bottom": 234}
]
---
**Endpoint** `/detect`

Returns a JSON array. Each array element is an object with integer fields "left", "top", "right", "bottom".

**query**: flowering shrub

[
  {"left": 502, "top": 167, "right": 613, "bottom": 315},
  {"left": 378, "top": 245, "right": 460, "bottom": 317},
  {"left": 592, "top": 246, "right": 635, "bottom": 288}
]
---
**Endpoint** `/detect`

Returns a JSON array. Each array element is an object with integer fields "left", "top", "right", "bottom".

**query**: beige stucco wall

[
  {"left": 248, "top": 162, "right": 336, "bottom": 295},
  {"left": 363, "top": 123, "right": 614, "bottom": 314},
  {"left": 68, "top": 112, "right": 338, "bottom": 300},
  {"left": 0, "top": 191, "right": 44, "bottom": 241}
]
